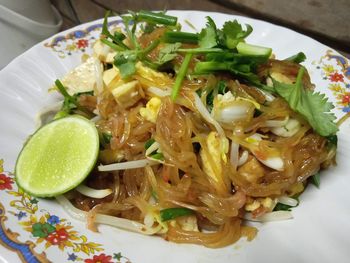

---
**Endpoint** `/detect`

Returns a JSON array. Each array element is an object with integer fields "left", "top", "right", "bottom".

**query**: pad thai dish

[{"left": 19, "top": 11, "right": 340, "bottom": 248}]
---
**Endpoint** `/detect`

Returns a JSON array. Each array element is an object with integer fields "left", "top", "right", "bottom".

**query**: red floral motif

[
  {"left": 342, "top": 93, "right": 350, "bottom": 104},
  {"left": 0, "top": 173, "right": 13, "bottom": 190},
  {"left": 329, "top": 72, "right": 344, "bottom": 82},
  {"left": 46, "top": 228, "right": 69, "bottom": 245},
  {"left": 84, "top": 253, "right": 113, "bottom": 263},
  {"left": 77, "top": 39, "right": 89, "bottom": 49}
]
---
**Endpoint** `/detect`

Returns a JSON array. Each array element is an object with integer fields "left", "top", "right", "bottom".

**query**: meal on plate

[{"left": 15, "top": 11, "right": 340, "bottom": 248}]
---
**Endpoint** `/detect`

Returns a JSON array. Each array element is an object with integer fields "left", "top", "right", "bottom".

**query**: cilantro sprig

[
  {"left": 54, "top": 80, "right": 93, "bottom": 119},
  {"left": 102, "top": 10, "right": 178, "bottom": 78},
  {"left": 272, "top": 67, "right": 338, "bottom": 136},
  {"left": 99, "top": 12, "right": 337, "bottom": 137}
]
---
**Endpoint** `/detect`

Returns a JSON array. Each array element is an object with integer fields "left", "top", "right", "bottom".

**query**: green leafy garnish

[
  {"left": 326, "top": 134, "right": 338, "bottom": 147},
  {"left": 156, "top": 43, "right": 181, "bottom": 65},
  {"left": 273, "top": 203, "right": 293, "bottom": 211},
  {"left": 102, "top": 132, "right": 112, "bottom": 145},
  {"left": 145, "top": 138, "right": 156, "bottom": 149},
  {"left": 198, "top": 17, "right": 217, "bottom": 48},
  {"left": 272, "top": 67, "right": 338, "bottom": 136},
  {"left": 54, "top": 80, "right": 95, "bottom": 119},
  {"left": 285, "top": 52, "right": 307, "bottom": 64},
  {"left": 150, "top": 152, "right": 164, "bottom": 160},
  {"left": 221, "top": 20, "right": 252, "bottom": 49},
  {"left": 171, "top": 53, "right": 193, "bottom": 101},
  {"left": 274, "top": 196, "right": 299, "bottom": 211},
  {"left": 310, "top": 173, "right": 321, "bottom": 188},
  {"left": 101, "top": 11, "right": 179, "bottom": 78},
  {"left": 163, "top": 31, "right": 198, "bottom": 44},
  {"left": 160, "top": 207, "right": 194, "bottom": 221},
  {"left": 236, "top": 42, "right": 272, "bottom": 57},
  {"left": 205, "top": 80, "right": 228, "bottom": 111},
  {"left": 54, "top": 80, "right": 79, "bottom": 118},
  {"left": 137, "top": 10, "right": 177, "bottom": 26}
]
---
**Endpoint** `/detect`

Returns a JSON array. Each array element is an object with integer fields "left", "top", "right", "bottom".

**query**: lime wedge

[{"left": 15, "top": 115, "right": 99, "bottom": 197}]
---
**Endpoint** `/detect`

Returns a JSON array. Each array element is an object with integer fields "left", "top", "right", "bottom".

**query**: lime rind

[{"left": 15, "top": 115, "right": 99, "bottom": 197}]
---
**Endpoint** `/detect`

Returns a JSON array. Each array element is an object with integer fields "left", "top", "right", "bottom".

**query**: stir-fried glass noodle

[{"left": 43, "top": 11, "right": 340, "bottom": 248}]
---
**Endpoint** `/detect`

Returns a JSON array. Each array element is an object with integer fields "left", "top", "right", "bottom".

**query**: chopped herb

[
  {"left": 326, "top": 134, "right": 338, "bottom": 147},
  {"left": 145, "top": 138, "right": 156, "bottom": 149},
  {"left": 150, "top": 152, "right": 164, "bottom": 160},
  {"left": 100, "top": 38, "right": 124, "bottom": 51},
  {"left": 102, "top": 11, "right": 178, "bottom": 79},
  {"left": 310, "top": 173, "right": 321, "bottom": 188},
  {"left": 236, "top": 42, "right": 272, "bottom": 57},
  {"left": 284, "top": 52, "right": 307, "bottom": 64},
  {"left": 273, "top": 203, "right": 293, "bottom": 211},
  {"left": 160, "top": 207, "right": 194, "bottom": 221},
  {"left": 274, "top": 196, "right": 299, "bottom": 211},
  {"left": 163, "top": 31, "right": 198, "bottom": 44},
  {"left": 102, "top": 132, "right": 113, "bottom": 145},
  {"left": 217, "top": 80, "right": 227, "bottom": 94},
  {"left": 54, "top": 79, "right": 78, "bottom": 118},
  {"left": 171, "top": 52, "right": 193, "bottom": 101},
  {"left": 137, "top": 10, "right": 178, "bottom": 26},
  {"left": 151, "top": 189, "right": 158, "bottom": 201},
  {"left": 254, "top": 109, "right": 263, "bottom": 117}
]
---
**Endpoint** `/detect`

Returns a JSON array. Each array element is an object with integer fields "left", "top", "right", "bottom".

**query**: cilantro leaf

[
  {"left": 116, "top": 61, "right": 136, "bottom": 79},
  {"left": 198, "top": 17, "right": 218, "bottom": 48},
  {"left": 113, "top": 52, "right": 137, "bottom": 78},
  {"left": 272, "top": 67, "right": 338, "bottom": 136},
  {"left": 222, "top": 20, "right": 252, "bottom": 49},
  {"left": 156, "top": 43, "right": 181, "bottom": 65}
]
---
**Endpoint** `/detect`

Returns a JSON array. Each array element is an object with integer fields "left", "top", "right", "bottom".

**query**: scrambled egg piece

[
  {"left": 245, "top": 197, "right": 275, "bottom": 212},
  {"left": 238, "top": 157, "right": 265, "bottom": 184},
  {"left": 200, "top": 132, "right": 229, "bottom": 192},
  {"left": 99, "top": 149, "right": 124, "bottom": 164},
  {"left": 135, "top": 62, "right": 173, "bottom": 87},
  {"left": 177, "top": 215, "right": 199, "bottom": 232},
  {"left": 61, "top": 57, "right": 101, "bottom": 95},
  {"left": 140, "top": 97, "right": 162, "bottom": 123}
]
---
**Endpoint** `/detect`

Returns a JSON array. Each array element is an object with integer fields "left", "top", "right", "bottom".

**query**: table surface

[{"left": 51, "top": 0, "right": 349, "bottom": 58}]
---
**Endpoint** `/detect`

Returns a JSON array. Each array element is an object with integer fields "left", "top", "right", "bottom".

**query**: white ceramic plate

[{"left": 1, "top": 11, "right": 350, "bottom": 263}]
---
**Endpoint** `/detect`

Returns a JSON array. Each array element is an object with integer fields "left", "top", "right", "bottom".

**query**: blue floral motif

[
  {"left": 15, "top": 211, "right": 27, "bottom": 220},
  {"left": 67, "top": 253, "right": 78, "bottom": 261},
  {"left": 342, "top": 107, "right": 350, "bottom": 112},
  {"left": 47, "top": 215, "right": 60, "bottom": 225}
]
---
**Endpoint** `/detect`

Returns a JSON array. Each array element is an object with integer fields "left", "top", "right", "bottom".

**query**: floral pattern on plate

[
  {"left": 43, "top": 20, "right": 122, "bottom": 58},
  {"left": 315, "top": 50, "right": 350, "bottom": 112},
  {"left": 0, "top": 160, "right": 131, "bottom": 263}
]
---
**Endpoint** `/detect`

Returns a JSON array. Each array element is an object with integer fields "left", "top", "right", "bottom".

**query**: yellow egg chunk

[{"left": 140, "top": 97, "right": 162, "bottom": 123}]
